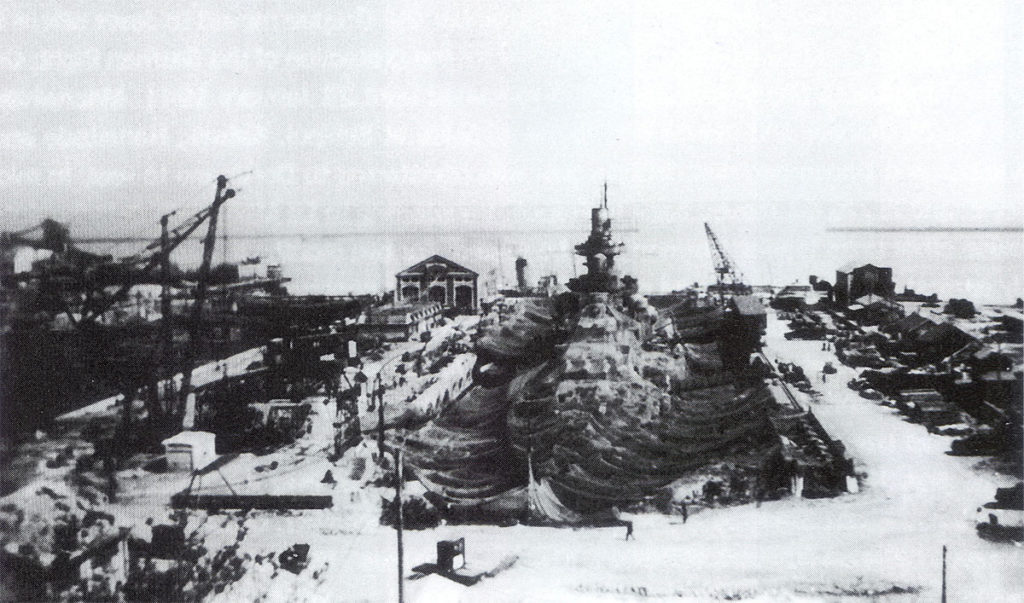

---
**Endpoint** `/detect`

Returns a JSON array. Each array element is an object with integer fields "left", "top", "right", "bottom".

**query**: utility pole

[
  {"left": 376, "top": 375, "right": 385, "bottom": 460},
  {"left": 395, "top": 447, "right": 405, "bottom": 603},
  {"left": 941, "top": 545, "right": 947, "bottom": 603},
  {"left": 159, "top": 212, "right": 174, "bottom": 414}
]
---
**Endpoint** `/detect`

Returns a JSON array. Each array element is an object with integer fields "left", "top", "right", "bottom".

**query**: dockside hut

[{"left": 161, "top": 431, "right": 217, "bottom": 472}]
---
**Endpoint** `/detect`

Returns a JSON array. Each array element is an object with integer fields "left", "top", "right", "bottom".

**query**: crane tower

[{"left": 704, "top": 222, "right": 749, "bottom": 304}]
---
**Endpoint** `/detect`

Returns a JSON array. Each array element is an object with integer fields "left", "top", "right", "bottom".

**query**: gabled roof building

[
  {"left": 395, "top": 255, "right": 479, "bottom": 312},
  {"left": 834, "top": 263, "right": 895, "bottom": 307}
]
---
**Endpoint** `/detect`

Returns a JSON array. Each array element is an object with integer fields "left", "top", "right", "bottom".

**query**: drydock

[
  {"left": 2, "top": 192, "right": 1018, "bottom": 601},
  {"left": 400, "top": 194, "right": 851, "bottom": 522}
]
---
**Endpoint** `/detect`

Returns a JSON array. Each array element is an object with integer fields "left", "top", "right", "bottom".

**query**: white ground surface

[
  {"left": 209, "top": 311, "right": 1023, "bottom": 602},
  {"left": 8, "top": 312, "right": 1021, "bottom": 601}
]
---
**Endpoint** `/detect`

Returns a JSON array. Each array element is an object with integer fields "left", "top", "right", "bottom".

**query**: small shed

[
  {"left": 161, "top": 431, "right": 217, "bottom": 472},
  {"left": 881, "top": 312, "right": 931, "bottom": 339},
  {"left": 730, "top": 295, "right": 767, "bottom": 329}
]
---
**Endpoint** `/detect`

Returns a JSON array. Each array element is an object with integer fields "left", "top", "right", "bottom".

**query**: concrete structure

[
  {"left": 361, "top": 353, "right": 475, "bottom": 431},
  {"left": 395, "top": 255, "right": 479, "bottom": 312},
  {"left": 834, "top": 263, "right": 895, "bottom": 306},
  {"left": 405, "top": 354, "right": 475, "bottom": 419},
  {"left": 364, "top": 302, "right": 443, "bottom": 341},
  {"left": 161, "top": 431, "right": 217, "bottom": 472}
]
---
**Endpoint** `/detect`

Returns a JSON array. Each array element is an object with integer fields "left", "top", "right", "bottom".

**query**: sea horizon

[{"left": 75, "top": 227, "right": 1024, "bottom": 307}]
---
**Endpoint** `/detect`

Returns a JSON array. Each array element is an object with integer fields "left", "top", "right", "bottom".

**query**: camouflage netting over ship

[{"left": 401, "top": 192, "right": 781, "bottom": 523}]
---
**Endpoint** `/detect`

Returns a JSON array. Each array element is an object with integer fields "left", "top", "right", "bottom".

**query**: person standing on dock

[{"left": 612, "top": 506, "right": 634, "bottom": 540}]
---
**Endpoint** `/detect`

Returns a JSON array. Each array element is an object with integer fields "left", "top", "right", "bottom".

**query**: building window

[
  {"left": 428, "top": 285, "right": 447, "bottom": 305},
  {"left": 455, "top": 285, "right": 473, "bottom": 309}
]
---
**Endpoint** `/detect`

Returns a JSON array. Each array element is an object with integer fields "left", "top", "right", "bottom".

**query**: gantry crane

[
  {"left": 3, "top": 179, "right": 238, "bottom": 329},
  {"left": 0, "top": 219, "right": 71, "bottom": 253},
  {"left": 3, "top": 176, "right": 239, "bottom": 441}
]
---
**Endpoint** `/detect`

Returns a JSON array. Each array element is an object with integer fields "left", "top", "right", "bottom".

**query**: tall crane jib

[
  {"left": 178, "top": 175, "right": 235, "bottom": 414},
  {"left": 704, "top": 222, "right": 749, "bottom": 304},
  {"left": 78, "top": 176, "right": 239, "bottom": 325}
]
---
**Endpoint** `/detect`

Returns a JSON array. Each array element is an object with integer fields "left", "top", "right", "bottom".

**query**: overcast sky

[{"left": 1, "top": 0, "right": 1021, "bottom": 240}]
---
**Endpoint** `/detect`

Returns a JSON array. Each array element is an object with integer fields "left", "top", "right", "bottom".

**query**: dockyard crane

[
  {"left": 177, "top": 175, "right": 234, "bottom": 416},
  {"left": 78, "top": 177, "right": 237, "bottom": 324},
  {"left": 2, "top": 219, "right": 111, "bottom": 326},
  {"left": 0, "top": 219, "right": 71, "bottom": 253},
  {"left": 103, "top": 175, "right": 237, "bottom": 433},
  {"left": 3, "top": 175, "right": 240, "bottom": 445},
  {"left": 704, "top": 222, "right": 747, "bottom": 305}
]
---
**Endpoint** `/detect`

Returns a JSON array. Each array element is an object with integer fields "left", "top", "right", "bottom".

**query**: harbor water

[{"left": 83, "top": 227, "right": 1023, "bottom": 305}]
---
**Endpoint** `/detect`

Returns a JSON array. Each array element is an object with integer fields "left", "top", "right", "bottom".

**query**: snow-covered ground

[
  {"left": 8, "top": 310, "right": 1021, "bottom": 601},
  {"left": 208, "top": 310, "right": 1023, "bottom": 602}
]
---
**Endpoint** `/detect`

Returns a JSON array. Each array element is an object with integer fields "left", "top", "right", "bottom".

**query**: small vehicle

[
  {"left": 976, "top": 483, "right": 1024, "bottom": 542},
  {"left": 823, "top": 362, "right": 837, "bottom": 375},
  {"left": 859, "top": 388, "right": 883, "bottom": 401}
]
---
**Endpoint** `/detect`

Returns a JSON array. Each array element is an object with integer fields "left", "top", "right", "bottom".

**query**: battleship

[
  {"left": 1, "top": 187, "right": 1019, "bottom": 602},
  {"left": 401, "top": 190, "right": 849, "bottom": 522}
]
